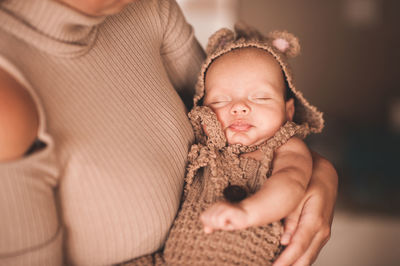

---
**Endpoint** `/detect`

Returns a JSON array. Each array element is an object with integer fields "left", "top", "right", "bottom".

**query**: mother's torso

[{"left": 0, "top": 0, "right": 202, "bottom": 264}]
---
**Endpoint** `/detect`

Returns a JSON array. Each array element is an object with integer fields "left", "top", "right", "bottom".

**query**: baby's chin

[
  {"left": 226, "top": 133, "right": 269, "bottom": 147},
  {"left": 226, "top": 136, "right": 258, "bottom": 146}
]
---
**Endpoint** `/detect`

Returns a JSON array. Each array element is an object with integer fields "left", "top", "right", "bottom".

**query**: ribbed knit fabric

[
  {"left": 159, "top": 111, "right": 309, "bottom": 266},
  {"left": 0, "top": 0, "right": 204, "bottom": 265},
  {"left": 122, "top": 109, "right": 310, "bottom": 266}
]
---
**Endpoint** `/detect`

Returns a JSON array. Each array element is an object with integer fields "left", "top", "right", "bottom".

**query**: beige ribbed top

[{"left": 0, "top": 0, "right": 204, "bottom": 265}]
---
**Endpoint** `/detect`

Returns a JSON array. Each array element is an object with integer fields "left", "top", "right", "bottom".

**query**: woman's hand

[{"left": 273, "top": 151, "right": 338, "bottom": 266}]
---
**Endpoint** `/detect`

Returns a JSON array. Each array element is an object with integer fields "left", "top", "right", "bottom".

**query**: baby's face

[{"left": 204, "top": 48, "right": 294, "bottom": 146}]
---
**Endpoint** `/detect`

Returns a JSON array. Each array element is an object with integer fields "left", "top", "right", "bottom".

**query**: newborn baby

[{"left": 127, "top": 23, "right": 324, "bottom": 266}]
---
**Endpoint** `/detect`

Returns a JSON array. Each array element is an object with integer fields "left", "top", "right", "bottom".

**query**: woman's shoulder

[{"left": 0, "top": 67, "right": 39, "bottom": 161}]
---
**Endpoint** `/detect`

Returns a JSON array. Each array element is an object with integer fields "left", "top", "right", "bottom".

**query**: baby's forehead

[
  {"left": 204, "top": 47, "right": 287, "bottom": 97},
  {"left": 207, "top": 47, "right": 280, "bottom": 75},
  {"left": 206, "top": 47, "right": 284, "bottom": 81},
  {"left": 222, "top": 47, "right": 275, "bottom": 61}
]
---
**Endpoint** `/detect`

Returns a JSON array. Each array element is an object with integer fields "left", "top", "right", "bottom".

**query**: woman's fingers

[
  {"left": 292, "top": 228, "right": 331, "bottom": 266},
  {"left": 273, "top": 212, "right": 317, "bottom": 266},
  {"left": 274, "top": 152, "right": 337, "bottom": 265},
  {"left": 281, "top": 198, "right": 304, "bottom": 245},
  {"left": 274, "top": 192, "right": 332, "bottom": 266}
]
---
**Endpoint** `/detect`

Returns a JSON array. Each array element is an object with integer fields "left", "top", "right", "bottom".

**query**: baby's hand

[{"left": 200, "top": 201, "right": 252, "bottom": 233}]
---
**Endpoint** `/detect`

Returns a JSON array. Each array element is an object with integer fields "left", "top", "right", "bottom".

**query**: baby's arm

[{"left": 201, "top": 137, "right": 312, "bottom": 233}]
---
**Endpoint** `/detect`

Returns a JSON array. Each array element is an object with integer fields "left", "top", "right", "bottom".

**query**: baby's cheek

[{"left": 214, "top": 111, "right": 228, "bottom": 128}]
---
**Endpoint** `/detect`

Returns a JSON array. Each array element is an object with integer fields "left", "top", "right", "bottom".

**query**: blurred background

[{"left": 176, "top": 0, "right": 400, "bottom": 265}]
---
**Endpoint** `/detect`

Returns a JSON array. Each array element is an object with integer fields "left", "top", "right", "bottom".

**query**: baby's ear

[
  {"left": 206, "top": 28, "right": 235, "bottom": 55},
  {"left": 285, "top": 98, "right": 295, "bottom": 121},
  {"left": 268, "top": 31, "right": 300, "bottom": 58}
]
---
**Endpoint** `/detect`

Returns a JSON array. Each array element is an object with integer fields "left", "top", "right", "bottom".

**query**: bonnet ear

[
  {"left": 268, "top": 31, "right": 300, "bottom": 58},
  {"left": 206, "top": 28, "right": 235, "bottom": 55}
]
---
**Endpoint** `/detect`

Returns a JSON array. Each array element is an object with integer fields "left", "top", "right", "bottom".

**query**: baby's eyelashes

[
  {"left": 205, "top": 96, "right": 232, "bottom": 107},
  {"left": 209, "top": 100, "right": 231, "bottom": 107},
  {"left": 248, "top": 89, "right": 274, "bottom": 103},
  {"left": 249, "top": 97, "right": 271, "bottom": 103},
  {"left": 207, "top": 97, "right": 271, "bottom": 107},
  {"left": 204, "top": 94, "right": 272, "bottom": 107}
]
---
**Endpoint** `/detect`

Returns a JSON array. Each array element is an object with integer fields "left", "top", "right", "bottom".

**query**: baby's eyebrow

[
  {"left": 204, "top": 94, "right": 231, "bottom": 103},
  {"left": 251, "top": 90, "right": 270, "bottom": 95},
  {"left": 212, "top": 94, "right": 229, "bottom": 98},
  {"left": 206, "top": 92, "right": 229, "bottom": 98}
]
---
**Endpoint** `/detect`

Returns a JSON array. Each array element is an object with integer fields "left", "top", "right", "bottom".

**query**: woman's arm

[
  {"left": 273, "top": 151, "right": 338, "bottom": 266},
  {"left": 159, "top": 0, "right": 205, "bottom": 109}
]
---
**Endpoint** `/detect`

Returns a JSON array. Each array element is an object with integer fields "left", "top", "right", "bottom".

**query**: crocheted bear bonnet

[{"left": 189, "top": 23, "right": 324, "bottom": 148}]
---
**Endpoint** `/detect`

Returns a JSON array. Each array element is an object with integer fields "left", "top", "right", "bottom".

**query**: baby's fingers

[
  {"left": 201, "top": 203, "right": 231, "bottom": 232},
  {"left": 201, "top": 202, "right": 249, "bottom": 232},
  {"left": 203, "top": 225, "right": 214, "bottom": 234}
]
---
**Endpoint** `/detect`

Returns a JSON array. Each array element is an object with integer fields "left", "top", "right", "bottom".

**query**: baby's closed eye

[
  {"left": 206, "top": 96, "right": 232, "bottom": 107},
  {"left": 248, "top": 90, "right": 273, "bottom": 103},
  {"left": 249, "top": 96, "right": 271, "bottom": 103},
  {"left": 209, "top": 101, "right": 230, "bottom": 107}
]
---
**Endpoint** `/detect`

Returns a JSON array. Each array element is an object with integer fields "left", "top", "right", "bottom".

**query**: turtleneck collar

[{"left": 0, "top": 0, "right": 106, "bottom": 57}]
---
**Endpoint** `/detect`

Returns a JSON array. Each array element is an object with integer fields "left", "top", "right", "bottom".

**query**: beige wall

[{"left": 237, "top": 0, "right": 400, "bottom": 127}]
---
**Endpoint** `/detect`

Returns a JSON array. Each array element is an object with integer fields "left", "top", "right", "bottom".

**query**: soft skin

[
  {"left": 203, "top": 48, "right": 294, "bottom": 147},
  {"left": 0, "top": 1, "right": 338, "bottom": 264},
  {"left": 201, "top": 137, "right": 313, "bottom": 231},
  {"left": 273, "top": 151, "right": 338, "bottom": 266}
]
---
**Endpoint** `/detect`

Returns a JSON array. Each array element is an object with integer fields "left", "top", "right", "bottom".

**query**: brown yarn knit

[
  {"left": 124, "top": 110, "right": 309, "bottom": 266},
  {"left": 161, "top": 107, "right": 310, "bottom": 266},
  {"left": 193, "top": 23, "right": 324, "bottom": 135},
  {"left": 124, "top": 23, "right": 324, "bottom": 265}
]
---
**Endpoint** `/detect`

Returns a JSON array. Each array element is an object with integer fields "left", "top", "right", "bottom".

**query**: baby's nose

[{"left": 231, "top": 102, "right": 249, "bottom": 115}]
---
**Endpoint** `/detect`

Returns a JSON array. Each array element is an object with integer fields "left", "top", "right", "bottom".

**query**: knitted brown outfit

[{"left": 125, "top": 23, "right": 324, "bottom": 266}]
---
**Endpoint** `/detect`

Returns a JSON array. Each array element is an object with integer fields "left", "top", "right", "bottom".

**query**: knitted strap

[
  {"left": 188, "top": 106, "right": 226, "bottom": 149},
  {"left": 184, "top": 144, "right": 213, "bottom": 198},
  {"left": 258, "top": 121, "right": 310, "bottom": 176}
]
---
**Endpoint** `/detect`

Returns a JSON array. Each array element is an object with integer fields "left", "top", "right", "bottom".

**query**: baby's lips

[{"left": 228, "top": 122, "right": 252, "bottom": 132}]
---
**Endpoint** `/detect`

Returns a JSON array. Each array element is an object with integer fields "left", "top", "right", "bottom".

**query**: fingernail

[
  {"left": 204, "top": 227, "right": 212, "bottom": 234},
  {"left": 226, "top": 224, "right": 234, "bottom": 230},
  {"left": 281, "top": 233, "right": 291, "bottom": 244}
]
